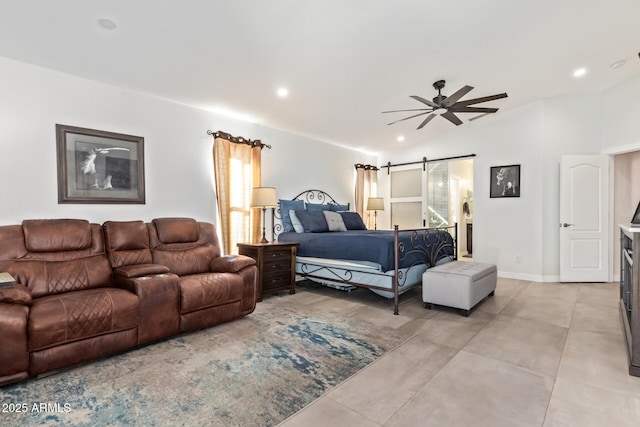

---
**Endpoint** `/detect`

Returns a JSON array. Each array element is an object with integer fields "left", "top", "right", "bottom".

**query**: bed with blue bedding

[{"left": 275, "top": 190, "right": 457, "bottom": 314}]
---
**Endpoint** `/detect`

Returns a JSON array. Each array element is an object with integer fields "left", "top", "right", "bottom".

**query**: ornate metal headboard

[
  {"left": 291, "top": 189, "right": 342, "bottom": 206},
  {"left": 273, "top": 189, "right": 350, "bottom": 238}
]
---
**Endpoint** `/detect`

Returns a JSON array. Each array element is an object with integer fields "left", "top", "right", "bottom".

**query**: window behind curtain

[{"left": 213, "top": 137, "right": 261, "bottom": 254}]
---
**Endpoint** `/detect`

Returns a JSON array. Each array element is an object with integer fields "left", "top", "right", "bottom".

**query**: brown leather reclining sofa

[{"left": 0, "top": 217, "right": 257, "bottom": 386}]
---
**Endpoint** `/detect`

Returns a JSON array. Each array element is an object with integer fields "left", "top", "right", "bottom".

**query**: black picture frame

[
  {"left": 490, "top": 165, "right": 520, "bottom": 198},
  {"left": 56, "top": 124, "right": 145, "bottom": 204}
]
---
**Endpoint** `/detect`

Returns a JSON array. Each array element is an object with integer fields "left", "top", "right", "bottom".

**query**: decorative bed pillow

[
  {"left": 323, "top": 211, "right": 347, "bottom": 231},
  {"left": 306, "top": 203, "right": 332, "bottom": 212},
  {"left": 279, "top": 199, "right": 305, "bottom": 232},
  {"left": 339, "top": 212, "right": 368, "bottom": 230},
  {"left": 295, "top": 210, "right": 329, "bottom": 232},
  {"left": 329, "top": 203, "right": 349, "bottom": 212},
  {"left": 289, "top": 210, "right": 305, "bottom": 233}
]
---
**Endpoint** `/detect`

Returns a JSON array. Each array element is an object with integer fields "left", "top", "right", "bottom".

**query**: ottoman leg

[
  {"left": 489, "top": 290, "right": 495, "bottom": 297},
  {"left": 424, "top": 302, "right": 434, "bottom": 310},
  {"left": 459, "top": 309, "right": 471, "bottom": 317}
]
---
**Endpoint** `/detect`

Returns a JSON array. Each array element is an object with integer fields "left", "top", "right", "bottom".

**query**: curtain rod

[
  {"left": 354, "top": 163, "right": 379, "bottom": 171},
  {"left": 381, "top": 154, "right": 476, "bottom": 174},
  {"left": 207, "top": 130, "right": 272, "bottom": 149}
]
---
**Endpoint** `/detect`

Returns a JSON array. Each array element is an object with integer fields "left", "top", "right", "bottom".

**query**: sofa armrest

[
  {"left": 210, "top": 255, "right": 256, "bottom": 273},
  {"left": 114, "top": 263, "right": 170, "bottom": 279},
  {"left": 0, "top": 303, "right": 29, "bottom": 386},
  {"left": 114, "top": 273, "right": 180, "bottom": 344},
  {"left": 0, "top": 283, "right": 32, "bottom": 306}
]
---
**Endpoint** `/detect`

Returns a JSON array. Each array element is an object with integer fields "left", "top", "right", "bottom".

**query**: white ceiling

[{"left": 0, "top": 0, "right": 638, "bottom": 153}]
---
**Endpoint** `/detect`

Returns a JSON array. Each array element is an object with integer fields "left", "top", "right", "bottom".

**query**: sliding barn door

[{"left": 389, "top": 166, "right": 425, "bottom": 229}]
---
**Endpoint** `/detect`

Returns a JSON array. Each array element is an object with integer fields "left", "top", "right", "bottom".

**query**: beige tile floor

[{"left": 278, "top": 278, "right": 640, "bottom": 426}]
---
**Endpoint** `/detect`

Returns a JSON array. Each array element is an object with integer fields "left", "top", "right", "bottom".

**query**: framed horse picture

[{"left": 56, "top": 124, "right": 145, "bottom": 204}]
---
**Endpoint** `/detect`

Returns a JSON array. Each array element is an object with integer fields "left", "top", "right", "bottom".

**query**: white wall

[
  {"left": 378, "top": 92, "right": 607, "bottom": 281},
  {"left": 602, "top": 74, "right": 640, "bottom": 153},
  {"left": 0, "top": 57, "right": 375, "bottom": 227}
]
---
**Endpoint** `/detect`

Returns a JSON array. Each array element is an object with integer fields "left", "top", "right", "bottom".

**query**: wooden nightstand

[{"left": 237, "top": 242, "right": 299, "bottom": 302}]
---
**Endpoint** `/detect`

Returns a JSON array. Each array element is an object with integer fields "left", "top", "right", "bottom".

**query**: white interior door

[{"left": 559, "top": 155, "right": 610, "bottom": 282}]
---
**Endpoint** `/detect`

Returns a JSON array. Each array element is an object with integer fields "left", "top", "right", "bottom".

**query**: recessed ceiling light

[
  {"left": 277, "top": 88, "right": 289, "bottom": 98},
  {"left": 98, "top": 18, "right": 117, "bottom": 30},
  {"left": 397, "top": 136, "right": 405, "bottom": 142},
  {"left": 572, "top": 67, "right": 587, "bottom": 78},
  {"left": 610, "top": 59, "right": 626, "bottom": 70}
]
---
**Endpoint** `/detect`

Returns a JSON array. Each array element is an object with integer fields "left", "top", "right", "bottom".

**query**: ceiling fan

[{"left": 383, "top": 80, "right": 508, "bottom": 129}]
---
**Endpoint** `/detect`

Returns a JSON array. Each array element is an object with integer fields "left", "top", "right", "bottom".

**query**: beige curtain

[
  {"left": 355, "top": 164, "right": 378, "bottom": 229},
  {"left": 213, "top": 135, "right": 262, "bottom": 254}
]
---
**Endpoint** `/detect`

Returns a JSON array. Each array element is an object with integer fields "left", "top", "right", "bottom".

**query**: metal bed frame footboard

[
  {"left": 392, "top": 224, "right": 457, "bottom": 315},
  {"left": 295, "top": 223, "right": 457, "bottom": 315}
]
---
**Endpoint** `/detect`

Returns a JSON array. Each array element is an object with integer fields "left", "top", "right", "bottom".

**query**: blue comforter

[{"left": 278, "top": 229, "right": 454, "bottom": 272}]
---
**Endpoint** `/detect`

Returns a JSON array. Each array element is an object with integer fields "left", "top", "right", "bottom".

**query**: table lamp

[
  {"left": 251, "top": 187, "right": 278, "bottom": 243},
  {"left": 367, "top": 197, "right": 384, "bottom": 230}
]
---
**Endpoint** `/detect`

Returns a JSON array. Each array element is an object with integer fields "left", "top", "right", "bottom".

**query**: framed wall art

[
  {"left": 490, "top": 164, "right": 520, "bottom": 198},
  {"left": 56, "top": 124, "right": 145, "bottom": 204}
]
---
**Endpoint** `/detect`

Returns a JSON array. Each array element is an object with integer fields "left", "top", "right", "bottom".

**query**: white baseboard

[
  {"left": 497, "top": 270, "right": 560, "bottom": 283},
  {"left": 498, "top": 270, "right": 617, "bottom": 284}
]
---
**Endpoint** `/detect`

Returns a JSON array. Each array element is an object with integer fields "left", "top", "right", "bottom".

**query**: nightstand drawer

[
  {"left": 263, "top": 269, "right": 292, "bottom": 281},
  {"left": 264, "top": 250, "right": 292, "bottom": 261},
  {"left": 262, "top": 261, "right": 291, "bottom": 275},
  {"left": 262, "top": 271, "right": 292, "bottom": 290}
]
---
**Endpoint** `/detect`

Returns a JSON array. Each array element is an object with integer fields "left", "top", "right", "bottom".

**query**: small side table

[{"left": 237, "top": 242, "right": 299, "bottom": 302}]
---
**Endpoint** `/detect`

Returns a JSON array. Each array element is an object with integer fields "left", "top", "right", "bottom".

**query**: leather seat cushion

[
  {"left": 179, "top": 273, "right": 243, "bottom": 314},
  {"left": 28, "top": 288, "right": 139, "bottom": 351}
]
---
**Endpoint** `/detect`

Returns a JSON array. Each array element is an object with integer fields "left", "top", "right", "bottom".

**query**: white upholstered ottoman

[{"left": 422, "top": 261, "right": 497, "bottom": 316}]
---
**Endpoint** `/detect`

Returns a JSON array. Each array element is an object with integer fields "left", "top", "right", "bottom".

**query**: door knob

[{"left": 560, "top": 223, "right": 574, "bottom": 228}]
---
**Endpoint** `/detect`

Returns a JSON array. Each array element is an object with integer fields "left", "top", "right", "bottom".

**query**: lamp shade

[
  {"left": 367, "top": 197, "right": 384, "bottom": 211},
  {"left": 250, "top": 187, "right": 278, "bottom": 208}
]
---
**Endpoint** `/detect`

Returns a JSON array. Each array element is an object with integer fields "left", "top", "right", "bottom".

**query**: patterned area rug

[{"left": 0, "top": 293, "right": 405, "bottom": 427}]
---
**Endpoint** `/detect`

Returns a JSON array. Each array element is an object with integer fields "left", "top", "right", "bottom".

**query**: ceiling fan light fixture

[{"left": 382, "top": 80, "right": 507, "bottom": 129}]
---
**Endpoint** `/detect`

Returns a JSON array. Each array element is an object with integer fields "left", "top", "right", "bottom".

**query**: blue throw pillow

[
  {"left": 329, "top": 204, "right": 349, "bottom": 212},
  {"left": 339, "top": 212, "right": 367, "bottom": 230},
  {"left": 279, "top": 199, "right": 305, "bottom": 232},
  {"left": 295, "top": 210, "right": 329, "bottom": 232},
  {"left": 306, "top": 203, "right": 332, "bottom": 212}
]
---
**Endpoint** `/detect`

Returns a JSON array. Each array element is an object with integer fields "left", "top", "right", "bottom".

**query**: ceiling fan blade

[
  {"left": 382, "top": 108, "right": 432, "bottom": 114},
  {"left": 441, "top": 111, "right": 463, "bottom": 126},
  {"left": 386, "top": 111, "right": 431, "bottom": 126},
  {"left": 453, "top": 93, "right": 508, "bottom": 107},
  {"left": 410, "top": 95, "right": 439, "bottom": 108},
  {"left": 441, "top": 85, "right": 474, "bottom": 108},
  {"left": 448, "top": 106, "right": 499, "bottom": 114},
  {"left": 468, "top": 113, "right": 492, "bottom": 121},
  {"left": 416, "top": 113, "right": 437, "bottom": 129}
]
